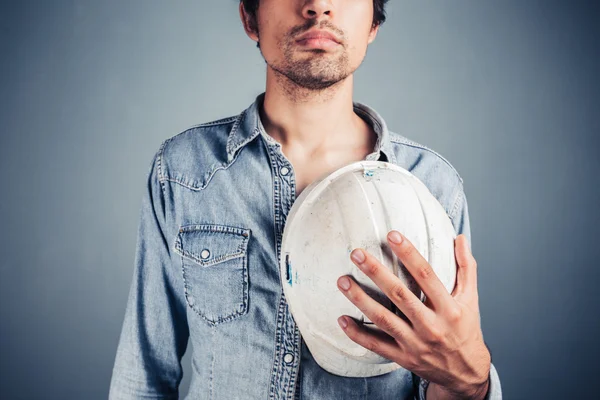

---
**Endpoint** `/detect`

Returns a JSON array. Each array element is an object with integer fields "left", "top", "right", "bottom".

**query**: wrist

[
  {"left": 426, "top": 373, "right": 490, "bottom": 400},
  {"left": 470, "top": 377, "right": 490, "bottom": 400}
]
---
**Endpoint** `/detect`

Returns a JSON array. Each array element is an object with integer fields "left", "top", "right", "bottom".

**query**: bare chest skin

[
  {"left": 285, "top": 127, "right": 378, "bottom": 198},
  {"left": 292, "top": 159, "right": 344, "bottom": 198}
]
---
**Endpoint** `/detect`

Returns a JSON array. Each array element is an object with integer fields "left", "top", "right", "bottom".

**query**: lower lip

[{"left": 296, "top": 37, "right": 340, "bottom": 50}]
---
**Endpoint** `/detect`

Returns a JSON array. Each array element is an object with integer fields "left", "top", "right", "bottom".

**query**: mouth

[
  {"left": 295, "top": 37, "right": 341, "bottom": 50},
  {"left": 294, "top": 30, "right": 342, "bottom": 50}
]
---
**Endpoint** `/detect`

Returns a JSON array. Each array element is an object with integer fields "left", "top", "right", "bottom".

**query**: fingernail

[
  {"left": 338, "top": 316, "right": 348, "bottom": 329},
  {"left": 388, "top": 231, "right": 403, "bottom": 244},
  {"left": 338, "top": 276, "right": 351, "bottom": 290},
  {"left": 351, "top": 249, "right": 365, "bottom": 263}
]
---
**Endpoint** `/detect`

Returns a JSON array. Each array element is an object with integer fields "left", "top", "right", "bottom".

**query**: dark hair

[{"left": 241, "top": 0, "right": 390, "bottom": 36}]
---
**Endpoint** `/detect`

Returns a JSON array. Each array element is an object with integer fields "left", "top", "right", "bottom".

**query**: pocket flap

[{"left": 174, "top": 224, "right": 250, "bottom": 267}]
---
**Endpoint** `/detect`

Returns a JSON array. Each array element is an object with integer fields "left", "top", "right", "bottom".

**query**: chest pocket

[{"left": 174, "top": 224, "right": 251, "bottom": 326}]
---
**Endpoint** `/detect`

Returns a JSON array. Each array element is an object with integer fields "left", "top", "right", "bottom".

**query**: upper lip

[{"left": 295, "top": 29, "right": 341, "bottom": 44}]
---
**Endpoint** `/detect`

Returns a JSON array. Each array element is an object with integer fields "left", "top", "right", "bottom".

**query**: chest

[
  {"left": 289, "top": 150, "right": 376, "bottom": 198},
  {"left": 293, "top": 163, "right": 338, "bottom": 198}
]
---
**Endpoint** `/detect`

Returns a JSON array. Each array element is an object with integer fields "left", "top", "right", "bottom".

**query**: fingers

[
  {"left": 451, "top": 234, "right": 478, "bottom": 298},
  {"left": 337, "top": 275, "right": 417, "bottom": 345},
  {"left": 386, "top": 231, "right": 455, "bottom": 313},
  {"left": 348, "top": 247, "right": 429, "bottom": 324},
  {"left": 337, "top": 315, "right": 402, "bottom": 362}
]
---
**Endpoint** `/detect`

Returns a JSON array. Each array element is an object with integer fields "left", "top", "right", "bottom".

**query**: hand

[{"left": 336, "top": 231, "right": 491, "bottom": 399}]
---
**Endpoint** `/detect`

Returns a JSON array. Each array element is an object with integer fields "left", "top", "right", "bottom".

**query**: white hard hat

[{"left": 280, "top": 160, "right": 457, "bottom": 377}]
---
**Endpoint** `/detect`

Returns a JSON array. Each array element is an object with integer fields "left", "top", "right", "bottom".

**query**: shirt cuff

[{"left": 417, "top": 362, "right": 502, "bottom": 400}]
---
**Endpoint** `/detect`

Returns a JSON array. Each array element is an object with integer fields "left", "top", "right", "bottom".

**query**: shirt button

[
  {"left": 283, "top": 353, "right": 294, "bottom": 363},
  {"left": 200, "top": 249, "right": 210, "bottom": 259},
  {"left": 281, "top": 166, "right": 289, "bottom": 176}
]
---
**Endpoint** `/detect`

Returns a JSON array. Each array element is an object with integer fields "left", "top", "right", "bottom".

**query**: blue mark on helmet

[{"left": 285, "top": 254, "right": 292, "bottom": 286}]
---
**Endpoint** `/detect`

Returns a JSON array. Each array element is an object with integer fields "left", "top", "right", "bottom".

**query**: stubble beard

[
  {"left": 276, "top": 45, "right": 351, "bottom": 90},
  {"left": 262, "top": 36, "right": 353, "bottom": 101}
]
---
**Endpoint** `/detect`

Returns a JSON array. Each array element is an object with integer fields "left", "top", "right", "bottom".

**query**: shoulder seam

[
  {"left": 157, "top": 114, "right": 240, "bottom": 153},
  {"left": 186, "top": 115, "right": 238, "bottom": 129},
  {"left": 389, "top": 135, "right": 464, "bottom": 184},
  {"left": 154, "top": 113, "right": 240, "bottom": 182},
  {"left": 156, "top": 137, "right": 173, "bottom": 194}
]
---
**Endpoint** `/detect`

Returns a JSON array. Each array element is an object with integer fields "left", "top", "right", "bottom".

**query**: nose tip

[{"left": 302, "top": 1, "right": 332, "bottom": 20}]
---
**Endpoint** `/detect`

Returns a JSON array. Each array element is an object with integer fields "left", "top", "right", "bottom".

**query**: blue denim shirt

[{"left": 109, "top": 92, "right": 502, "bottom": 400}]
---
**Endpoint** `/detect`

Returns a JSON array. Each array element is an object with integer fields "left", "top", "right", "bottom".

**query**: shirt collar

[{"left": 226, "top": 92, "right": 396, "bottom": 164}]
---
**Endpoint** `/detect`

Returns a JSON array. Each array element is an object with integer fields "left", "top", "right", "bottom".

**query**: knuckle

[
  {"left": 364, "top": 261, "right": 379, "bottom": 276},
  {"left": 446, "top": 307, "right": 463, "bottom": 323},
  {"left": 391, "top": 327, "right": 407, "bottom": 342},
  {"left": 373, "top": 312, "right": 394, "bottom": 330},
  {"left": 427, "top": 326, "right": 445, "bottom": 344},
  {"left": 390, "top": 283, "right": 411, "bottom": 304},
  {"left": 417, "top": 264, "right": 436, "bottom": 281},
  {"left": 364, "top": 339, "right": 381, "bottom": 354},
  {"left": 412, "top": 304, "right": 427, "bottom": 320}
]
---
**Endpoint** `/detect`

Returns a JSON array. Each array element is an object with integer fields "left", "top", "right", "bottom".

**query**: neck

[{"left": 259, "top": 67, "right": 372, "bottom": 159}]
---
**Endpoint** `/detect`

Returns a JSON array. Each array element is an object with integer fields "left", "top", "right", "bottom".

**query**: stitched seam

[
  {"left": 289, "top": 323, "right": 301, "bottom": 400},
  {"left": 156, "top": 116, "right": 238, "bottom": 181},
  {"left": 229, "top": 127, "right": 260, "bottom": 160},
  {"left": 209, "top": 327, "right": 215, "bottom": 400},
  {"left": 159, "top": 119, "right": 236, "bottom": 152},
  {"left": 180, "top": 250, "right": 245, "bottom": 267},
  {"left": 189, "top": 115, "right": 238, "bottom": 129},
  {"left": 265, "top": 142, "right": 285, "bottom": 400},
  {"left": 179, "top": 223, "right": 250, "bottom": 236},
  {"left": 449, "top": 182, "right": 464, "bottom": 223},
  {"left": 160, "top": 140, "right": 248, "bottom": 191},
  {"left": 389, "top": 136, "right": 464, "bottom": 183},
  {"left": 180, "top": 260, "right": 249, "bottom": 326},
  {"left": 174, "top": 228, "right": 249, "bottom": 266},
  {"left": 175, "top": 227, "right": 250, "bottom": 326},
  {"left": 271, "top": 296, "right": 287, "bottom": 399},
  {"left": 156, "top": 137, "right": 172, "bottom": 195},
  {"left": 226, "top": 109, "right": 246, "bottom": 156}
]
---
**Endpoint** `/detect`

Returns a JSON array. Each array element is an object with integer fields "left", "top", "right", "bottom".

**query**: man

[{"left": 109, "top": 0, "right": 502, "bottom": 399}]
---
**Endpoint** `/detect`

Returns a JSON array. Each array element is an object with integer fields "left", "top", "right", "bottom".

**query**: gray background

[{"left": 1, "top": 0, "right": 598, "bottom": 399}]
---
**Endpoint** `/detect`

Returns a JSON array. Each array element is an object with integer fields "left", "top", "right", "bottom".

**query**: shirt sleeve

[
  {"left": 412, "top": 183, "right": 503, "bottom": 399},
  {"left": 108, "top": 143, "right": 190, "bottom": 399}
]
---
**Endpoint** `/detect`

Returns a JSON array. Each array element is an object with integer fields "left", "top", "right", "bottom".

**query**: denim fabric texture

[{"left": 108, "top": 92, "right": 502, "bottom": 399}]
